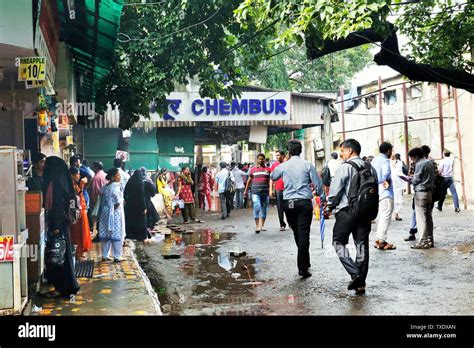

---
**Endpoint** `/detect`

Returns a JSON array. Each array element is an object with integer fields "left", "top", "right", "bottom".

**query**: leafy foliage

[
  {"left": 244, "top": 44, "right": 372, "bottom": 91},
  {"left": 396, "top": 1, "right": 473, "bottom": 72},
  {"left": 235, "top": 0, "right": 473, "bottom": 72},
  {"left": 96, "top": 0, "right": 275, "bottom": 128}
]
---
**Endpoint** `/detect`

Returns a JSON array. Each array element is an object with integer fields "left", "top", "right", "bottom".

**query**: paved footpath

[{"left": 28, "top": 241, "right": 161, "bottom": 316}]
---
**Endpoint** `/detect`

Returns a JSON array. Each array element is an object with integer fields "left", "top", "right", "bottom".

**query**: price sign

[
  {"left": 0, "top": 235, "right": 14, "bottom": 262},
  {"left": 18, "top": 57, "right": 46, "bottom": 81}
]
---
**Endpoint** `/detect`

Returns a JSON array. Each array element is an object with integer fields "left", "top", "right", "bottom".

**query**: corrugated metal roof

[{"left": 56, "top": 0, "right": 124, "bottom": 102}]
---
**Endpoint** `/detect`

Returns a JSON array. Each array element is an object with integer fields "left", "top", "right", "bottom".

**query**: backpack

[
  {"left": 321, "top": 165, "right": 331, "bottom": 187},
  {"left": 432, "top": 175, "right": 444, "bottom": 203},
  {"left": 45, "top": 230, "right": 67, "bottom": 268},
  {"left": 346, "top": 161, "right": 379, "bottom": 221},
  {"left": 225, "top": 171, "right": 236, "bottom": 193}
]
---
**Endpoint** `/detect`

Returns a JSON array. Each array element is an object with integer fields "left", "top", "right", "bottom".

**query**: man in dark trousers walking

[
  {"left": 327, "top": 139, "right": 378, "bottom": 294},
  {"left": 271, "top": 140, "right": 325, "bottom": 279}
]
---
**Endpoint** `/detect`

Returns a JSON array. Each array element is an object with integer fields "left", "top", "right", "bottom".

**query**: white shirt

[
  {"left": 118, "top": 168, "right": 130, "bottom": 191},
  {"left": 327, "top": 158, "right": 341, "bottom": 179},
  {"left": 438, "top": 157, "right": 454, "bottom": 177},
  {"left": 215, "top": 168, "right": 235, "bottom": 193},
  {"left": 232, "top": 168, "right": 248, "bottom": 189}
]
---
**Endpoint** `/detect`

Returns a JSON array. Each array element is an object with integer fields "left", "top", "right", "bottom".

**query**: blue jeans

[
  {"left": 235, "top": 188, "right": 244, "bottom": 209},
  {"left": 437, "top": 177, "right": 460, "bottom": 209},
  {"left": 252, "top": 194, "right": 269, "bottom": 219}
]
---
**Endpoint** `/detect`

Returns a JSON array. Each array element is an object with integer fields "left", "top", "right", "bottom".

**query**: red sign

[{"left": 0, "top": 236, "right": 14, "bottom": 262}]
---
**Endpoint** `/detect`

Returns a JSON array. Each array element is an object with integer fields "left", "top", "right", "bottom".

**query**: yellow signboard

[
  {"left": 18, "top": 57, "right": 46, "bottom": 81},
  {"left": 25, "top": 80, "right": 46, "bottom": 89}
]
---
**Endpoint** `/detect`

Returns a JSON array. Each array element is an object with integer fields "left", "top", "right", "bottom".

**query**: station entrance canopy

[{"left": 134, "top": 87, "right": 335, "bottom": 144}]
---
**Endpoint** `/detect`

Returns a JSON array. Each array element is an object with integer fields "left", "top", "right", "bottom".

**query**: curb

[{"left": 128, "top": 241, "right": 163, "bottom": 316}]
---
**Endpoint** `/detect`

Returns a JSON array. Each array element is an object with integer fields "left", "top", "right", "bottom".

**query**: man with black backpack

[
  {"left": 215, "top": 162, "right": 235, "bottom": 220},
  {"left": 327, "top": 139, "right": 379, "bottom": 294}
]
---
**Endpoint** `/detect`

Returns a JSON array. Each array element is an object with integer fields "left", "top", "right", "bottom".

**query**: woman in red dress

[
  {"left": 199, "top": 167, "right": 213, "bottom": 211},
  {"left": 69, "top": 167, "right": 92, "bottom": 260},
  {"left": 176, "top": 166, "right": 204, "bottom": 224}
]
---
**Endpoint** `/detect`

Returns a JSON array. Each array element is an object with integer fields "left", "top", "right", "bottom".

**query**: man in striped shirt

[{"left": 244, "top": 153, "right": 272, "bottom": 233}]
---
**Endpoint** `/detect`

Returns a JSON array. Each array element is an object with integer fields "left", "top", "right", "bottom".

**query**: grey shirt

[
  {"left": 328, "top": 156, "right": 378, "bottom": 214},
  {"left": 411, "top": 158, "right": 435, "bottom": 192},
  {"left": 270, "top": 155, "right": 324, "bottom": 200}
]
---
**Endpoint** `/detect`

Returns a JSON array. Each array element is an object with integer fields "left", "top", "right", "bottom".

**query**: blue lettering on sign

[
  {"left": 164, "top": 99, "right": 182, "bottom": 120},
  {"left": 219, "top": 99, "right": 231, "bottom": 115},
  {"left": 231, "top": 99, "right": 248, "bottom": 114},
  {"left": 185, "top": 98, "right": 288, "bottom": 117},
  {"left": 206, "top": 99, "right": 219, "bottom": 115},
  {"left": 275, "top": 99, "right": 287, "bottom": 114},
  {"left": 249, "top": 99, "right": 261, "bottom": 115},
  {"left": 262, "top": 99, "right": 274, "bottom": 114},
  {"left": 192, "top": 99, "right": 204, "bottom": 115}
]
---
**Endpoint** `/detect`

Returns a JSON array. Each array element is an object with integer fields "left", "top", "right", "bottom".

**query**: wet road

[{"left": 138, "top": 197, "right": 474, "bottom": 315}]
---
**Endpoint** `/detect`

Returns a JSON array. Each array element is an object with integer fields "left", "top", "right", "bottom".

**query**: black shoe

[
  {"left": 348, "top": 276, "right": 364, "bottom": 290},
  {"left": 436, "top": 205, "right": 442, "bottom": 212},
  {"left": 221, "top": 216, "right": 226, "bottom": 220},
  {"left": 299, "top": 270, "right": 312, "bottom": 279},
  {"left": 455, "top": 208, "right": 460, "bottom": 213},
  {"left": 404, "top": 234, "right": 416, "bottom": 241}
]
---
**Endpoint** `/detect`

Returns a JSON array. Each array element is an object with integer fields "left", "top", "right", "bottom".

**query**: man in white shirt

[
  {"left": 436, "top": 151, "right": 460, "bottom": 212},
  {"left": 114, "top": 158, "right": 130, "bottom": 191},
  {"left": 215, "top": 162, "right": 235, "bottom": 220},
  {"left": 232, "top": 162, "right": 248, "bottom": 209}
]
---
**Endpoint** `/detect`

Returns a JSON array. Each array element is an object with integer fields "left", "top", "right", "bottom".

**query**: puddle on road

[{"left": 152, "top": 229, "right": 266, "bottom": 315}]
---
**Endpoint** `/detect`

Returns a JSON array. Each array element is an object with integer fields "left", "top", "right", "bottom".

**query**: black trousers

[
  {"left": 275, "top": 190, "right": 286, "bottom": 228},
  {"left": 182, "top": 203, "right": 196, "bottom": 222},
  {"left": 283, "top": 199, "right": 313, "bottom": 272},
  {"left": 332, "top": 208, "right": 371, "bottom": 285}
]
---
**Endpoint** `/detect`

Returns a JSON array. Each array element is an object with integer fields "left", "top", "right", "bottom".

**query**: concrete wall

[{"left": 333, "top": 77, "right": 474, "bottom": 206}]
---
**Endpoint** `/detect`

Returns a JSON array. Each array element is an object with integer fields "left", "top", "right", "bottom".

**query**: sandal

[
  {"left": 411, "top": 241, "right": 430, "bottom": 249},
  {"left": 374, "top": 240, "right": 396, "bottom": 250}
]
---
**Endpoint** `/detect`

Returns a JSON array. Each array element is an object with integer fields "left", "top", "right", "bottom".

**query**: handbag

[{"left": 45, "top": 230, "right": 67, "bottom": 267}]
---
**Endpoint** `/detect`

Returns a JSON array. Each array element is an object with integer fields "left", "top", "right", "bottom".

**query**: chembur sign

[{"left": 147, "top": 92, "right": 292, "bottom": 122}]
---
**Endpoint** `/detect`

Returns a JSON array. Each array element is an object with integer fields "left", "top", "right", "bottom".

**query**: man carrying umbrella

[{"left": 270, "top": 140, "right": 325, "bottom": 279}]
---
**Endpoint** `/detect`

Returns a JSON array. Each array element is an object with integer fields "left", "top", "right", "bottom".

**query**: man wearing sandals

[
  {"left": 371, "top": 142, "right": 397, "bottom": 251},
  {"left": 406, "top": 147, "right": 436, "bottom": 249}
]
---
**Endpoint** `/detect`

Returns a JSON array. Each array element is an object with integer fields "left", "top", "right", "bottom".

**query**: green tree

[
  {"left": 235, "top": 0, "right": 474, "bottom": 93},
  {"left": 245, "top": 44, "right": 372, "bottom": 91},
  {"left": 96, "top": 0, "right": 275, "bottom": 128}
]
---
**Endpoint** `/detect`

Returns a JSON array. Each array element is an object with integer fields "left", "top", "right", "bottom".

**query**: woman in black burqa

[
  {"left": 42, "top": 156, "right": 80, "bottom": 297},
  {"left": 124, "top": 168, "right": 158, "bottom": 244}
]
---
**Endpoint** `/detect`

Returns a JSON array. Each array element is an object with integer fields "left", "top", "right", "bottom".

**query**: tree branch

[{"left": 305, "top": 25, "right": 474, "bottom": 93}]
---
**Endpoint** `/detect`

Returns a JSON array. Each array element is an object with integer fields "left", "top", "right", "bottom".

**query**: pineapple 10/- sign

[
  {"left": 17, "top": 57, "right": 46, "bottom": 81},
  {"left": 0, "top": 235, "right": 14, "bottom": 262}
]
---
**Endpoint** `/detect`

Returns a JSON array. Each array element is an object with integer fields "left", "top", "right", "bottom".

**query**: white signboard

[
  {"left": 115, "top": 150, "right": 130, "bottom": 162},
  {"left": 147, "top": 91, "right": 291, "bottom": 122}
]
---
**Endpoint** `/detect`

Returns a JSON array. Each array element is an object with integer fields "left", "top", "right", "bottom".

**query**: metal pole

[
  {"left": 402, "top": 83, "right": 411, "bottom": 194},
  {"left": 378, "top": 76, "right": 384, "bottom": 142},
  {"left": 340, "top": 88, "right": 345, "bottom": 141},
  {"left": 453, "top": 88, "right": 468, "bottom": 210},
  {"left": 437, "top": 83, "right": 445, "bottom": 157}
]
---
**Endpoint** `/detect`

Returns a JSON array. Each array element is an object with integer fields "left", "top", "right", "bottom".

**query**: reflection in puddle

[{"left": 155, "top": 229, "right": 262, "bottom": 313}]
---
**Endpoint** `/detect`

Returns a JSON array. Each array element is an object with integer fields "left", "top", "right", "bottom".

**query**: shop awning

[{"left": 56, "top": 0, "right": 123, "bottom": 102}]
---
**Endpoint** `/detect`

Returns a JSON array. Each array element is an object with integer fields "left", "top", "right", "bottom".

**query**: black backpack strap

[{"left": 345, "top": 160, "right": 362, "bottom": 172}]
